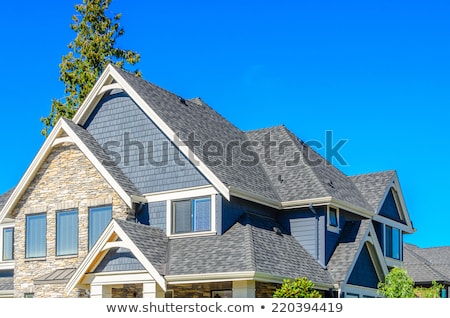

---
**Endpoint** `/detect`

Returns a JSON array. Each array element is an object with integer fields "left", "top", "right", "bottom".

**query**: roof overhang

[
  {"left": 0, "top": 119, "right": 135, "bottom": 223},
  {"left": 65, "top": 219, "right": 166, "bottom": 295}
]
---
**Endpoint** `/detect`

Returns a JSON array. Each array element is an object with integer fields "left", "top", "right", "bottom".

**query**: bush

[
  {"left": 377, "top": 267, "right": 415, "bottom": 298},
  {"left": 273, "top": 277, "right": 322, "bottom": 298}
]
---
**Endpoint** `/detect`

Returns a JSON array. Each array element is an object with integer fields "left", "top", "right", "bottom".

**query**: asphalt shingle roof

[
  {"left": 113, "top": 217, "right": 334, "bottom": 285},
  {"left": 327, "top": 219, "right": 371, "bottom": 284},
  {"left": 246, "top": 125, "right": 373, "bottom": 211},
  {"left": 63, "top": 118, "right": 141, "bottom": 197},
  {"left": 350, "top": 170, "right": 396, "bottom": 212},
  {"left": 113, "top": 66, "right": 280, "bottom": 201},
  {"left": 403, "top": 243, "right": 450, "bottom": 284},
  {"left": 0, "top": 188, "right": 14, "bottom": 211}
]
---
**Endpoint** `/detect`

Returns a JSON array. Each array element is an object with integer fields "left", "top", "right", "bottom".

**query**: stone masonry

[{"left": 13, "top": 143, "right": 132, "bottom": 297}]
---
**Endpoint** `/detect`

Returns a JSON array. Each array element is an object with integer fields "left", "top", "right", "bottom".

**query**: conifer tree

[{"left": 41, "top": 0, "right": 140, "bottom": 136}]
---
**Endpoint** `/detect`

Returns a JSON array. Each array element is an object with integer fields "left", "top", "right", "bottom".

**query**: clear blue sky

[{"left": 0, "top": 0, "right": 449, "bottom": 248}]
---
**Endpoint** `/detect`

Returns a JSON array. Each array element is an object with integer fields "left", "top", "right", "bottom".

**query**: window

[
  {"left": 56, "top": 210, "right": 78, "bottom": 256},
  {"left": 385, "top": 225, "right": 401, "bottom": 259},
  {"left": 172, "top": 197, "right": 211, "bottom": 234},
  {"left": 24, "top": 293, "right": 34, "bottom": 298},
  {"left": 2, "top": 227, "right": 13, "bottom": 261},
  {"left": 26, "top": 214, "right": 46, "bottom": 258},
  {"left": 328, "top": 207, "right": 338, "bottom": 227},
  {"left": 89, "top": 206, "right": 112, "bottom": 249}
]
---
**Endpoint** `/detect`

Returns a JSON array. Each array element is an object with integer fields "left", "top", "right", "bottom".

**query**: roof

[
  {"left": 112, "top": 66, "right": 280, "bottom": 201},
  {"left": 326, "top": 219, "right": 372, "bottom": 284},
  {"left": 34, "top": 268, "right": 76, "bottom": 285},
  {"left": 350, "top": 170, "right": 396, "bottom": 212},
  {"left": 97, "top": 216, "right": 334, "bottom": 285},
  {"left": 0, "top": 188, "right": 14, "bottom": 211},
  {"left": 246, "top": 125, "right": 372, "bottom": 211},
  {"left": 403, "top": 243, "right": 450, "bottom": 284}
]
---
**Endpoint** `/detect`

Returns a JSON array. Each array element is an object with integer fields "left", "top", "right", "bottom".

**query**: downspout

[{"left": 309, "top": 203, "right": 320, "bottom": 263}]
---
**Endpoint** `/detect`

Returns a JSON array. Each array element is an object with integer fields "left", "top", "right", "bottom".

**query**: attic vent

[
  {"left": 273, "top": 226, "right": 282, "bottom": 235},
  {"left": 178, "top": 96, "right": 187, "bottom": 105},
  {"left": 325, "top": 178, "right": 335, "bottom": 188},
  {"left": 278, "top": 175, "right": 284, "bottom": 183}
]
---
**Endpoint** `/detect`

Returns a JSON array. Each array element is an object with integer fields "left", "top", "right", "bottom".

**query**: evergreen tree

[{"left": 41, "top": 0, "right": 140, "bottom": 136}]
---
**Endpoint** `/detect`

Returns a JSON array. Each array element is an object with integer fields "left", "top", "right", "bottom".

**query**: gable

[
  {"left": 94, "top": 247, "right": 145, "bottom": 273},
  {"left": 379, "top": 188, "right": 403, "bottom": 222},
  {"left": 347, "top": 243, "right": 380, "bottom": 289},
  {"left": 83, "top": 90, "right": 210, "bottom": 194}
]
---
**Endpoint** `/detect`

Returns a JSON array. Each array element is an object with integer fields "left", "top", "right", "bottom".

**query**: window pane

[
  {"left": 2, "top": 228, "right": 13, "bottom": 261},
  {"left": 329, "top": 208, "right": 338, "bottom": 227},
  {"left": 89, "top": 206, "right": 112, "bottom": 249},
  {"left": 26, "top": 214, "right": 46, "bottom": 258},
  {"left": 173, "top": 200, "right": 191, "bottom": 233},
  {"left": 193, "top": 198, "right": 211, "bottom": 232},
  {"left": 392, "top": 228, "right": 400, "bottom": 259},
  {"left": 56, "top": 210, "right": 78, "bottom": 256}
]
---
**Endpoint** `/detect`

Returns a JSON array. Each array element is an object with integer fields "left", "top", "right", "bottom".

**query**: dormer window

[
  {"left": 327, "top": 207, "right": 340, "bottom": 233},
  {"left": 172, "top": 197, "right": 211, "bottom": 234}
]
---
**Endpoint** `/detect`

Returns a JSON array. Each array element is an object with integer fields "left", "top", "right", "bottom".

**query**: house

[
  {"left": 403, "top": 243, "right": 450, "bottom": 297},
  {"left": 0, "top": 64, "right": 414, "bottom": 298}
]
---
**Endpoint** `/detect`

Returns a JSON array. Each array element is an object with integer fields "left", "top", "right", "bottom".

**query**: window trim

[
  {"left": 171, "top": 196, "right": 212, "bottom": 235},
  {"left": 2, "top": 227, "right": 14, "bottom": 261},
  {"left": 327, "top": 206, "right": 340, "bottom": 233},
  {"left": 25, "top": 213, "right": 47, "bottom": 259},
  {"left": 166, "top": 193, "right": 216, "bottom": 237},
  {"left": 56, "top": 209, "right": 79, "bottom": 257},
  {"left": 88, "top": 205, "right": 112, "bottom": 250}
]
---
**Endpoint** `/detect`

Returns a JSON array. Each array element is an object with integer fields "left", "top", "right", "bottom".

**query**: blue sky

[{"left": 0, "top": 0, "right": 449, "bottom": 248}]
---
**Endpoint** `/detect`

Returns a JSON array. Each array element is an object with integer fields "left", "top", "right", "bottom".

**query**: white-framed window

[
  {"left": 172, "top": 197, "right": 211, "bottom": 234},
  {"left": 25, "top": 213, "right": 47, "bottom": 259},
  {"left": 327, "top": 206, "right": 340, "bottom": 233},
  {"left": 88, "top": 205, "right": 112, "bottom": 250},
  {"left": 56, "top": 209, "right": 78, "bottom": 256},
  {"left": 2, "top": 227, "right": 14, "bottom": 261}
]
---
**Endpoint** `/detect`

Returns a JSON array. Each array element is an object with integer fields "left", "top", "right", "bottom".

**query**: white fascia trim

[
  {"left": 146, "top": 185, "right": 218, "bottom": 203},
  {"left": 72, "top": 64, "right": 116, "bottom": 124},
  {"left": 230, "top": 187, "right": 281, "bottom": 209},
  {"left": 372, "top": 215, "right": 414, "bottom": 233},
  {"left": 66, "top": 220, "right": 166, "bottom": 295},
  {"left": 0, "top": 119, "right": 64, "bottom": 223},
  {"left": 0, "top": 262, "right": 14, "bottom": 271},
  {"left": 87, "top": 271, "right": 154, "bottom": 286},
  {"left": 60, "top": 119, "right": 133, "bottom": 208}
]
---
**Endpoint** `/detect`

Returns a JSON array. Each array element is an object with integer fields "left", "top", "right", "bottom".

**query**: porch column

[
  {"left": 143, "top": 281, "right": 157, "bottom": 298},
  {"left": 90, "top": 284, "right": 113, "bottom": 298},
  {"left": 232, "top": 280, "right": 256, "bottom": 298}
]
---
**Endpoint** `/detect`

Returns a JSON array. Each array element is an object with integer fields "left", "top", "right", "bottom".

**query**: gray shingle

[
  {"left": 246, "top": 125, "right": 373, "bottom": 211},
  {"left": 113, "top": 66, "right": 280, "bottom": 201},
  {"left": 327, "top": 219, "right": 371, "bottom": 284},
  {"left": 0, "top": 188, "right": 14, "bottom": 211},
  {"left": 403, "top": 243, "right": 450, "bottom": 284},
  {"left": 350, "top": 170, "right": 396, "bottom": 212}
]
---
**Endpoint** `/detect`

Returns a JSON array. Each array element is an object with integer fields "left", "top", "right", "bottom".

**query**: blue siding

[
  {"left": 347, "top": 244, "right": 380, "bottom": 289},
  {"left": 84, "top": 91, "right": 210, "bottom": 194},
  {"left": 280, "top": 207, "right": 326, "bottom": 266},
  {"left": 149, "top": 201, "right": 166, "bottom": 231},
  {"left": 94, "top": 247, "right": 144, "bottom": 273},
  {"left": 379, "top": 189, "right": 402, "bottom": 222}
]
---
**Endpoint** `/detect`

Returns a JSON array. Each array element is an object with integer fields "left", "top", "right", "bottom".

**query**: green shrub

[{"left": 273, "top": 277, "right": 322, "bottom": 298}]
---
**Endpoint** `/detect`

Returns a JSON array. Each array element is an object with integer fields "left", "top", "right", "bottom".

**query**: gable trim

[
  {"left": 66, "top": 219, "right": 166, "bottom": 295},
  {"left": 342, "top": 222, "right": 388, "bottom": 288},
  {"left": 72, "top": 64, "right": 230, "bottom": 201},
  {"left": 0, "top": 119, "right": 134, "bottom": 223}
]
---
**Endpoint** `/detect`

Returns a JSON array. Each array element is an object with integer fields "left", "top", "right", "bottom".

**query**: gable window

[
  {"left": 89, "top": 206, "right": 112, "bottom": 250},
  {"left": 25, "top": 213, "right": 46, "bottom": 259},
  {"left": 2, "top": 227, "right": 14, "bottom": 261},
  {"left": 385, "top": 225, "right": 401, "bottom": 259},
  {"left": 56, "top": 210, "right": 78, "bottom": 256},
  {"left": 172, "top": 197, "right": 211, "bottom": 234}
]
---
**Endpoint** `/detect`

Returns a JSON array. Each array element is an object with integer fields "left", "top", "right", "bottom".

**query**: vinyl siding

[{"left": 84, "top": 90, "right": 210, "bottom": 194}]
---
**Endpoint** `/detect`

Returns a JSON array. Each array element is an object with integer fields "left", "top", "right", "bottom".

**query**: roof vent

[
  {"left": 273, "top": 226, "right": 282, "bottom": 235},
  {"left": 325, "top": 178, "right": 334, "bottom": 188},
  {"left": 278, "top": 175, "right": 284, "bottom": 183},
  {"left": 178, "top": 96, "right": 187, "bottom": 105}
]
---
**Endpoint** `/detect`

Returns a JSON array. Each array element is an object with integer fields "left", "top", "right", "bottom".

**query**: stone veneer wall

[
  {"left": 255, "top": 282, "right": 280, "bottom": 298},
  {"left": 170, "top": 282, "right": 232, "bottom": 298},
  {"left": 13, "top": 143, "right": 133, "bottom": 298}
]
